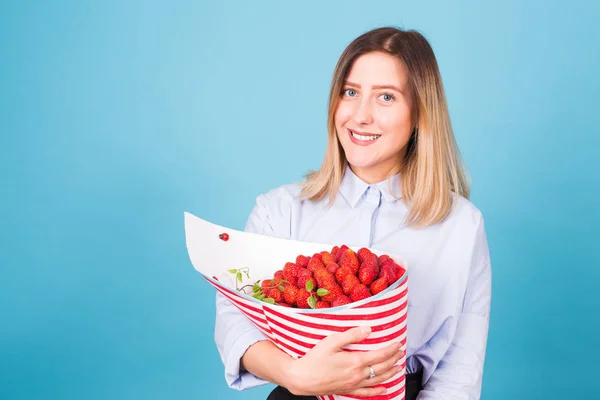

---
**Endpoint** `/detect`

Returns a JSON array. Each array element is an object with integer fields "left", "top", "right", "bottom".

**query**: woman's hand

[{"left": 285, "top": 326, "right": 405, "bottom": 397}]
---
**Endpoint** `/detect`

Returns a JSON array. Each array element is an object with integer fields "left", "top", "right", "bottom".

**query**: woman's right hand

[{"left": 285, "top": 326, "right": 405, "bottom": 397}]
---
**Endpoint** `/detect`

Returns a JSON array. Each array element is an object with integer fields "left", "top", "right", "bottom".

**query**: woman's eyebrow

[{"left": 344, "top": 81, "right": 402, "bottom": 92}]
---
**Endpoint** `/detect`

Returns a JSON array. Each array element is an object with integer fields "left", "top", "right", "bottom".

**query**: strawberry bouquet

[{"left": 184, "top": 212, "right": 409, "bottom": 400}]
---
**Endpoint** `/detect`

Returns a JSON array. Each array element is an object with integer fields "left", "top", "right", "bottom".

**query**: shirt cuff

[{"left": 224, "top": 327, "right": 270, "bottom": 390}]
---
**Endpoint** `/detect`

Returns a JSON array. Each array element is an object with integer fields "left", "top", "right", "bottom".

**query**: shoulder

[
  {"left": 254, "top": 182, "right": 303, "bottom": 211},
  {"left": 447, "top": 193, "right": 485, "bottom": 233}
]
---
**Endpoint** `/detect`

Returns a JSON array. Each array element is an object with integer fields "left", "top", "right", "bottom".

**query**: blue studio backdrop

[{"left": 1, "top": 1, "right": 599, "bottom": 399}]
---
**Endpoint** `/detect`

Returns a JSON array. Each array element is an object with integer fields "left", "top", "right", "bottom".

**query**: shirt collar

[{"left": 339, "top": 165, "right": 402, "bottom": 208}]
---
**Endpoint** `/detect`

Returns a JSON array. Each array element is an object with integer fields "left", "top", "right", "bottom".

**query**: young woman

[{"left": 214, "top": 27, "right": 492, "bottom": 400}]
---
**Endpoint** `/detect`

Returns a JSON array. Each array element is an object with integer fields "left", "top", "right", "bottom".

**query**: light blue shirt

[{"left": 214, "top": 167, "right": 492, "bottom": 399}]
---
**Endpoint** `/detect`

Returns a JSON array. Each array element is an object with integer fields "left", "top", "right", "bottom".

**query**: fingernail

[{"left": 361, "top": 326, "right": 371, "bottom": 335}]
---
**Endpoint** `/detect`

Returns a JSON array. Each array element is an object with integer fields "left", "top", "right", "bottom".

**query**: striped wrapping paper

[{"left": 184, "top": 212, "right": 408, "bottom": 400}]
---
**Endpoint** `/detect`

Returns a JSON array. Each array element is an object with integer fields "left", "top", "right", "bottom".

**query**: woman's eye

[
  {"left": 379, "top": 93, "right": 394, "bottom": 102},
  {"left": 344, "top": 88, "right": 357, "bottom": 97}
]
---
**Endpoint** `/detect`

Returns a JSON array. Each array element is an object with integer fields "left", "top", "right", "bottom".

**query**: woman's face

[{"left": 334, "top": 51, "right": 414, "bottom": 183}]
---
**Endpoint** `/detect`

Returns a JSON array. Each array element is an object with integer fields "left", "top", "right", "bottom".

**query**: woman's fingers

[
  {"left": 359, "top": 363, "right": 403, "bottom": 388},
  {"left": 323, "top": 326, "right": 372, "bottom": 351},
  {"left": 357, "top": 340, "right": 404, "bottom": 369}
]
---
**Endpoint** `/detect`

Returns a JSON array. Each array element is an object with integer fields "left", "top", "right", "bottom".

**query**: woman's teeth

[{"left": 351, "top": 130, "right": 381, "bottom": 141}]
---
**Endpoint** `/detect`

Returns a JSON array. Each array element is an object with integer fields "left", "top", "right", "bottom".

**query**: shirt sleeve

[
  {"left": 417, "top": 215, "right": 492, "bottom": 400},
  {"left": 213, "top": 193, "right": 281, "bottom": 390}
]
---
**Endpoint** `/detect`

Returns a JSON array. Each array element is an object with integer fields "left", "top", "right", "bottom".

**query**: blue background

[{"left": 2, "top": 1, "right": 599, "bottom": 399}]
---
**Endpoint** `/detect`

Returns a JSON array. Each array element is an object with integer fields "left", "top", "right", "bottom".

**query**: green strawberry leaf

[
  {"left": 317, "top": 288, "right": 329, "bottom": 297},
  {"left": 264, "top": 297, "right": 275, "bottom": 305},
  {"left": 253, "top": 292, "right": 262, "bottom": 299},
  {"left": 228, "top": 269, "right": 238, "bottom": 274},
  {"left": 306, "top": 279, "right": 314, "bottom": 292},
  {"left": 270, "top": 279, "right": 275, "bottom": 284},
  {"left": 244, "top": 271, "right": 250, "bottom": 279},
  {"left": 279, "top": 285, "right": 285, "bottom": 292},
  {"left": 308, "top": 296, "right": 317, "bottom": 309},
  {"left": 237, "top": 272, "right": 242, "bottom": 282},
  {"left": 257, "top": 294, "right": 265, "bottom": 300},
  {"left": 253, "top": 283, "right": 261, "bottom": 293}
]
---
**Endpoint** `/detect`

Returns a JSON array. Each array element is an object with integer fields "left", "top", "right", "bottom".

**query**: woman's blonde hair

[{"left": 299, "top": 27, "right": 470, "bottom": 228}]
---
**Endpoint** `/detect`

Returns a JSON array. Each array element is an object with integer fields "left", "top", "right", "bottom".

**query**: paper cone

[{"left": 184, "top": 212, "right": 409, "bottom": 400}]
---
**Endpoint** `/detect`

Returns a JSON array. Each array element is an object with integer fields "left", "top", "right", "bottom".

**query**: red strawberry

[
  {"left": 295, "top": 288, "right": 312, "bottom": 309},
  {"left": 297, "top": 276, "right": 314, "bottom": 291},
  {"left": 331, "top": 245, "right": 340, "bottom": 259},
  {"left": 298, "top": 268, "right": 313, "bottom": 278},
  {"left": 331, "top": 295, "right": 351, "bottom": 307},
  {"left": 370, "top": 277, "right": 389, "bottom": 295},
  {"left": 394, "top": 263, "right": 406, "bottom": 281},
  {"left": 350, "top": 284, "right": 371, "bottom": 302},
  {"left": 325, "top": 262, "right": 339, "bottom": 274},
  {"left": 335, "top": 266, "right": 353, "bottom": 285},
  {"left": 268, "top": 288, "right": 283, "bottom": 303},
  {"left": 339, "top": 249, "right": 360, "bottom": 275},
  {"left": 274, "top": 270, "right": 284, "bottom": 283},
  {"left": 341, "top": 274, "right": 360, "bottom": 296},
  {"left": 378, "top": 254, "right": 392, "bottom": 266},
  {"left": 314, "top": 268, "right": 334, "bottom": 286},
  {"left": 380, "top": 256, "right": 395, "bottom": 269},
  {"left": 307, "top": 257, "right": 325, "bottom": 272},
  {"left": 312, "top": 253, "right": 323, "bottom": 262},
  {"left": 358, "top": 264, "right": 378, "bottom": 286},
  {"left": 315, "top": 301, "right": 331, "bottom": 309},
  {"left": 296, "top": 255, "right": 310, "bottom": 268},
  {"left": 380, "top": 264, "right": 397, "bottom": 284},
  {"left": 283, "top": 285, "right": 299, "bottom": 305},
  {"left": 283, "top": 262, "right": 300, "bottom": 286},
  {"left": 320, "top": 282, "right": 343, "bottom": 303},
  {"left": 261, "top": 279, "right": 275, "bottom": 292},
  {"left": 336, "top": 245, "right": 350, "bottom": 261},
  {"left": 357, "top": 248, "right": 376, "bottom": 264},
  {"left": 320, "top": 251, "right": 335, "bottom": 265}
]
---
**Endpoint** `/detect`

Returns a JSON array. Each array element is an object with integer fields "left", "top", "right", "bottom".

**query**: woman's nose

[{"left": 352, "top": 98, "right": 374, "bottom": 125}]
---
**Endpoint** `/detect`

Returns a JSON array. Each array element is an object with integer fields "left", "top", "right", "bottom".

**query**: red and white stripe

[{"left": 207, "top": 278, "right": 409, "bottom": 400}]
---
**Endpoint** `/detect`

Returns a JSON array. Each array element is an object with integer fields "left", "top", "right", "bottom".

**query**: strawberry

[
  {"left": 370, "top": 277, "right": 389, "bottom": 295},
  {"left": 296, "top": 255, "right": 310, "bottom": 268},
  {"left": 380, "top": 256, "right": 395, "bottom": 269},
  {"left": 358, "top": 264, "right": 378, "bottom": 286},
  {"left": 307, "top": 257, "right": 325, "bottom": 272},
  {"left": 298, "top": 268, "right": 313, "bottom": 278},
  {"left": 283, "top": 262, "right": 300, "bottom": 286},
  {"left": 341, "top": 274, "right": 360, "bottom": 296},
  {"left": 335, "top": 266, "right": 353, "bottom": 285},
  {"left": 276, "top": 302, "right": 292, "bottom": 307},
  {"left": 325, "top": 262, "right": 339, "bottom": 274},
  {"left": 331, "top": 245, "right": 340, "bottom": 259},
  {"left": 297, "top": 276, "right": 314, "bottom": 291},
  {"left": 357, "top": 248, "right": 376, "bottom": 264},
  {"left": 320, "top": 282, "right": 342, "bottom": 303},
  {"left": 314, "top": 268, "right": 334, "bottom": 286},
  {"left": 350, "top": 284, "right": 371, "bottom": 302},
  {"left": 283, "top": 285, "right": 299, "bottom": 305},
  {"left": 331, "top": 295, "right": 351, "bottom": 307},
  {"left": 273, "top": 270, "right": 284, "bottom": 283},
  {"left": 380, "top": 264, "right": 397, "bottom": 284},
  {"left": 378, "top": 254, "right": 392, "bottom": 266},
  {"left": 339, "top": 249, "right": 360, "bottom": 275},
  {"left": 295, "top": 288, "right": 312, "bottom": 309},
  {"left": 336, "top": 245, "right": 350, "bottom": 261},
  {"left": 315, "top": 301, "right": 331, "bottom": 309},
  {"left": 320, "top": 251, "right": 335, "bottom": 265},
  {"left": 394, "top": 263, "right": 406, "bottom": 281},
  {"left": 268, "top": 288, "right": 284, "bottom": 303},
  {"left": 312, "top": 253, "right": 323, "bottom": 262}
]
